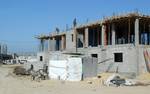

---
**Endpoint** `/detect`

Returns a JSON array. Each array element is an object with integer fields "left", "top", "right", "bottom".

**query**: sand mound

[
  {"left": 137, "top": 73, "right": 150, "bottom": 80},
  {"left": 97, "top": 73, "right": 115, "bottom": 80}
]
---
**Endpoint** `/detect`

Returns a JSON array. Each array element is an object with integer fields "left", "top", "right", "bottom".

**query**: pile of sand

[
  {"left": 137, "top": 73, "right": 150, "bottom": 81},
  {"left": 97, "top": 73, "right": 115, "bottom": 80}
]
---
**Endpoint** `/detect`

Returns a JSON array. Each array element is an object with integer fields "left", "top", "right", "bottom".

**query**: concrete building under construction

[{"left": 36, "top": 12, "right": 150, "bottom": 77}]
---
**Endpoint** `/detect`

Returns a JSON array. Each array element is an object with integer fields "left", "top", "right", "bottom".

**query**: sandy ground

[{"left": 0, "top": 64, "right": 150, "bottom": 94}]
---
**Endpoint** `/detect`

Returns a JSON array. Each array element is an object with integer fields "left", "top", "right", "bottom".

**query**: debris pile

[
  {"left": 104, "top": 73, "right": 150, "bottom": 87},
  {"left": 13, "top": 64, "right": 49, "bottom": 82},
  {"left": 13, "top": 66, "right": 27, "bottom": 75}
]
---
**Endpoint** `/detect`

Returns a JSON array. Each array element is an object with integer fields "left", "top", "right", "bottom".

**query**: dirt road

[{"left": 0, "top": 64, "right": 150, "bottom": 94}]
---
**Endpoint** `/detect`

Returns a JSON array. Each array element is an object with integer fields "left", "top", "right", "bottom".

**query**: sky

[{"left": 0, "top": 0, "right": 150, "bottom": 54}]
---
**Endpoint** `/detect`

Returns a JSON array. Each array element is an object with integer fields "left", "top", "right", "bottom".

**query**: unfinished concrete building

[{"left": 37, "top": 12, "right": 150, "bottom": 77}]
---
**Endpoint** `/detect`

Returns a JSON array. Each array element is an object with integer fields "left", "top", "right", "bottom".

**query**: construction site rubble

[
  {"left": 13, "top": 64, "right": 49, "bottom": 82},
  {"left": 13, "top": 66, "right": 27, "bottom": 75},
  {"left": 104, "top": 73, "right": 150, "bottom": 87}
]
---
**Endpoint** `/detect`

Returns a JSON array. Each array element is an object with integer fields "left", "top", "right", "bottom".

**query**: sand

[
  {"left": 0, "top": 64, "right": 150, "bottom": 94},
  {"left": 137, "top": 73, "right": 150, "bottom": 81}
]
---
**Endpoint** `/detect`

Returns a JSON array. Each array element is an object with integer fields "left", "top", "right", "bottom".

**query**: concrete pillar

[
  {"left": 135, "top": 18, "right": 139, "bottom": 46},
  {"left": 52, "top": 37, "right": 55, "bottom": 51},
  {"left": 135, "top": 18, "right": 140, "bottom": 75},
  {"left": 112, "top": 23, "right": 116, "bottom": 45},
  {"left": 61, "top": 35, "right": 65, "bottom": 50},
  {"left": 102, "top": 25, "right": 106, "bottom": 46},
  {"left": 48, "top": 39, "right": 50, "bottom": 51},
  {"left": 73, "top": 28, "right": 77, "bottom": 48},
  {"left": 73, "top": 28, "right": 78, "bottom": 52},
  {"left": 84, "top": 27, "right": 89, "bottom": 47}
]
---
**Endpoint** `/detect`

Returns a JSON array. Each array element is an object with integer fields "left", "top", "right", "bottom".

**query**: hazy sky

[{"left": 0, "top": 0, "right": 149, "bottom": 53}]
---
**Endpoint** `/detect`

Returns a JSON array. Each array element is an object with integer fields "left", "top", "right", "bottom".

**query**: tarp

[
  {"left": 48, "top": 58, "right": 82, "bottom": 81},
  {"left": 66, "top": 58, "right": 82, "bottom": 81},
  {"left": 49, "top": 60, "right": 67, "bottom": 80}
]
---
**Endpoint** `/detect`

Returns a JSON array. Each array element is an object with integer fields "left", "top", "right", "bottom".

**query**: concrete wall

[
  {"left": 49, "top": 39, "right": 56, "bottom": 51},
  {"left": 65, "top": 30, "right": 75, "bottom": 52},
  {"left": 36, "top": 41, "right": 150, "bottom": 77},
  {"left": 37, "top": 52, "right": 49, "bottom": 65},
  {"left": 35, "top": 43, "right": 150, "bottom": 78},
  {"left": 82, "top": 57, "right": 98, "bottom": 78},
  {"left": 49, "top": 51, "right": 68, "bottom": 60},
  {"left": 77, "top": 45, "right": 139, "bottom": 77},
  {"left": 24, "top": 61, "right": 44, "bottom": 71},
  {"left": 98, "top": 45, "right": 137, "bottom": 75},
  {"left": 24, "top": 52, "right": 49, "bottom": 71}
]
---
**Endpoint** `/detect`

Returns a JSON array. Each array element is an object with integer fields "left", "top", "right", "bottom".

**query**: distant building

[
  {"left": 0, "top": 43, "right": 7, "bottom": 54},
  {"left": 0, "top": 43, "right": 12, "bottom": 61}
]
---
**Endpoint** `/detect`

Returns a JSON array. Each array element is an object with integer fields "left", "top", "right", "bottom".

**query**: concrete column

[
  {"left": 52, "top": 37, "right": 55, "bottom": 40},
  {"left": 102, "top": 25, "right": 106, "bottom": 46},
  {"left": 84, "top": 27, "right": 89, "bottom": 47},
  {"left": 73, "top": 28, "right": 77, "bottom": 48},
  {"left": 73, "top": 28, "right": 78, "bottom": 52},
  {"left": 135, "top": 18, "right": 140, "bottom": 75},
  {"left": 48, "top": 39, "right": 51, "bottom": 51},
  {"left": 135, "top": 18, "right": 139, "bottom": 46},
  {"left": 52, "top": 37, "right": 55, "bottom": 51},
  {"left": 112, "top": 23, "right": 116, "bottom": 45},
  {"left": 61, "top": 35, "right": 65, "bottom": 50}
]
